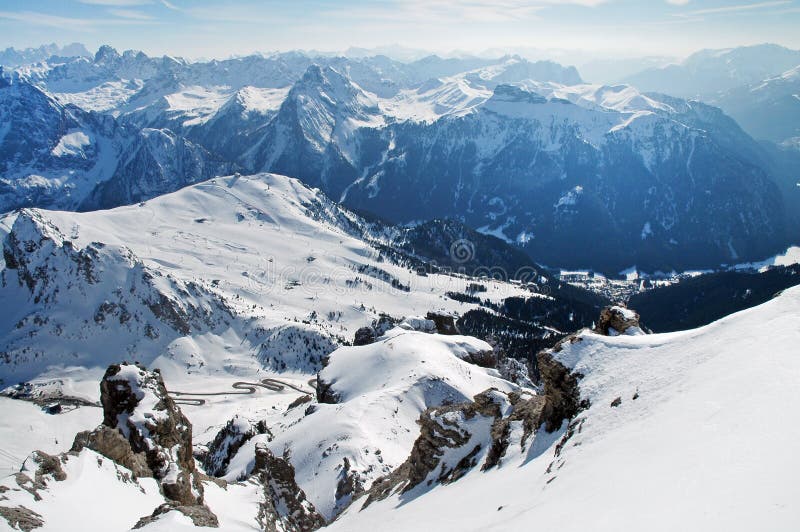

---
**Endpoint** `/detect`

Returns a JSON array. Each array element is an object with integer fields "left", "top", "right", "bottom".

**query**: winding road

[{"left": 168, "top": 378, "right": 317, "bottom": 406}]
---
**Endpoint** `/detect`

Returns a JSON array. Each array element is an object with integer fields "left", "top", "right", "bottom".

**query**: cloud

[
  {"left": 0, "top": 9, "right": 155, "bottom": 29},
  {"left": 0, "top": 10, "right": 96, "bottom": 28},
  {"left": 321, "top": 0, "right": 609, "bottom": 24},
  {"left": 682, "top": 0, "right": 791, "bottom": 16},
  {"left": 79, "top": 0, "right": 153, "bottom": 5},
  {"left": 160, "top": 0, "right": 179, "bottom": 10},
  {"left": 108, "top": 8, "right": 153, "bottom": 20},
  {"left": 666, "top": 0, "right": 690, "bottom": 5}
]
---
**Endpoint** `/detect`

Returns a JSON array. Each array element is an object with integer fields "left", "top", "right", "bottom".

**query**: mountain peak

[{"left": 94, "top": 44, "right": 120, "bottom": 64}]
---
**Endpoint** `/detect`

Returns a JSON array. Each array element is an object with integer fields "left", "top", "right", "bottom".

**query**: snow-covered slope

[
  {"left": 328, "top": 285, "right": 800, "bottom": 531},
  {"left": 0, "top": 172, "right": 529, "bottom": 388},
  {"left": 715, "top": 65, "right": 800, "bottom": 144},
  {"left": 222, "top": 328, "right": 519, "bottom": 519}
]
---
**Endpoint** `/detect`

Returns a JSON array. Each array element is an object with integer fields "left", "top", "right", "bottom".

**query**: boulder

[
  {"left": 353, "top": 326, "right": 375, "bottom": 346},
  {"left": 594, "top": 305, "right": 644, "bottom": 336},
  {"left": 425, "top": 311, "right": 460, "bottom": 335}
]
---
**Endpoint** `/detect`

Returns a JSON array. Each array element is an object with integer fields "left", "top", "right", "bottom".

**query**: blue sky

[{"left": 1, "top": 0, "right": 798, "bottom": 59}]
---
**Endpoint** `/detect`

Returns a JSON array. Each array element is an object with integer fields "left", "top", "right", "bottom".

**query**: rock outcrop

[
  {"left": 73, "top": 363, "right": 207, "bottom": 508},
  {"left": 425, "top": 311, "right": 460, "bottom": 335},
  {"left": 497, "top": 357, "right": 536, "bottom": 388},
  {"left": 363, "top": 389, "right": 548, "bottom": 508},
  {"left": 352, "top": 326, "right": 376, "bottom": 346},
  {"left": 252, "top": 443, "right": 326, "bottom": 532},
  {"left": 201, "top": 416, "right": 269, "bottom": 477},
  {"left": 594, "top": 305, "right": 644, "bottom": 336}
]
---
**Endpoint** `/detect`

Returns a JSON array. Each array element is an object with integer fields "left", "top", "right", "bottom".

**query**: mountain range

[{"left": 1, "top": 44, "right": 798, "bottom": 273}]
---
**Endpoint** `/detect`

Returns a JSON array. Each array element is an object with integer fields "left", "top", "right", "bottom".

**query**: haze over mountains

[{"left": 1, "top": 40, "right": 799, "bottom": 532}]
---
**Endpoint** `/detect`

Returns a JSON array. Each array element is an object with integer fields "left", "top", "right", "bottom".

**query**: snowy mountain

[
  {"left": 624, "top": 44, "right": 800, "bottom": 100},
  {"left": 0, "top": 70, "right": 235, "bottom": 212},
  {"left": 3, "top": 45, "right": 798, "bottom": 273},
  {"left": 324, "top": 83, "right": 789, "bottom": 272},
  {"left": 0, "top": 171, "right": 564, "bottom": 387},
  {"left": 714, "top": 65, "right": 800, "bottom": 144},
  {"left": 0, "top": 43, "right": 90, "bottom": 68}
]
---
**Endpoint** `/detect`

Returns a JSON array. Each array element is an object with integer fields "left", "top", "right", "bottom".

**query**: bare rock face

[
  {"left": 74, "top": 363, "right": 205, "bottom": 507},
  {"left": 252, "top": 443, "right": 326, "bottom": 532},
  {"left": 71, "top": 426, "right": 152, "bottom": 477},
  {"left": 201, "top": 416, "right": 269, "bottom": 477},
  {"left": 334, "top": 457, "right": 365, "bottom": 516},
  {"left": 0, "top": 451, "right": 65, "bottom": 530},
  {"left": 352, "top": 314, "right": 398, "bottom": 346},
  {"left": 497, "top": 357, "right": 536, "bottom": 388},
  {"left": 358, "top": 343, "right": 586, "bottom": 512},
  {"left": 364, "top": 389, "right": 547, "bottom": 508},
  {"left": 536, "top": 348, "right": 585, "bottom": 432},
  {"left": 456, "top": 347, "right": 498, "bottom": 369},
  {"left": 595, "top": 305, "right": 643, "bottom": 336},
  {"left": 133, "top": 503, "right": 220, "bottom": 529},
  {"left": 0, "top": 505, "right": 44, "bottom": 532},
  {"left": 353, "top": 326, "right": 376, "bottom": 346},
  {"left": 315, "top": 374, "right": 341, "bottom": 405},
  {"left": 425, "top": 311, "right": 460, "bottom": 335}
]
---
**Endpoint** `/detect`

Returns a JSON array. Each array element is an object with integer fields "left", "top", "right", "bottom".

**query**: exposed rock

[
  {"left": 425, "top": 311, "right": 460, "bottom": 335},
  {"left": 353, "top": 326, "right": 375, "bottom": 346},
  {"left": 456, "top": 347, "right": 498, "bottom": 369},
  {"left": 0, "top": 505, "right": 44, "bottom": 531},
  {"left": 372, "top": 314, "right": 398, "bottom": 337},
  {"left": 595, "top": 305, "right": 644, "bottom": 336},
  {"left": 8, "top": 451, "right": 68, "bottom": 503},
  {"left": 536, "top": 349, "right": 584, "bottom": 432},
  {"left": 71, "top": 426, "right": 151, "bottom": 477},
  {"left": 133, "top": 503, "right": 219, "bottom": 529},
  {"left": 364, "top": 389, "right": 520, "bottom": 507},
  {"left": 252, "top": 443, "right": 326, "bottom": 532},
  {"left": 334, "top": 457, "right": 364, "bottom": 516},
  {"left": 483, "top": 392, "right": 547, "bottom": 471},
  {"left": 202, "top": 416, "right": 269, "bottom": 477},
  {"left": 497, "top": 357, "right": 536, "bottom": 388},
  {"left": 74, "top": 362, "right": 206, "bottom": 507},
  {"left": 358, "top": 333, "right": 588, "bottom": 512},
  {"left": 315, "top": 373, "right": 341, "bottom": 405},
  {"left": 286, "top": 394, "right": 312, "bottom": 410}
]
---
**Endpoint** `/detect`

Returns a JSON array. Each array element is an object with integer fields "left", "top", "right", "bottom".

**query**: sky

[{"left": 0, "top": 0, "right": 799, "bottom": 61}]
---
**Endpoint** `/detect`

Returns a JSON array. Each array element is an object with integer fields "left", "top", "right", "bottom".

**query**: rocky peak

[
  {"left": 94, "top": 362, "right": 204, "bottom": 506},
  {"left": 252, "top": 442, "right": 326, "bottom": 532},
  {"left": 594, "top": 305, "right": 644, "bottom": 336},
  {"left": 94, "top": 44, "right": 120, "bottom": 65},
  {"left": 3, "top": 210, "right": 99, "bottom": 304},
  {"left": 201, "top": 416, "right": 269, "bottom": 477}
]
